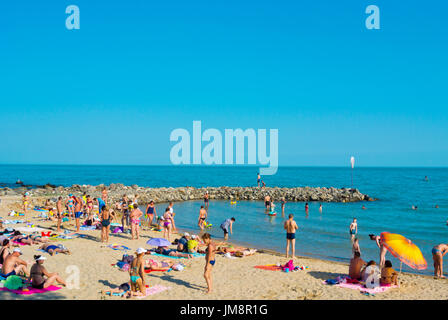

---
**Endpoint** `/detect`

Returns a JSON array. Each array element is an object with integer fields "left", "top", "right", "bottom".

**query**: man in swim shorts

[
  {"left": 264, "top": 195, "right": 271, "bottom": 210},
  {"left": 220, "top": 217, "right": 235, "bottom": 241},
  {"left": 56, "top": 196, "right": 63, "bottom": 233},
  {"left": 284, "top": 214, "right": 298, "bottom": 259},
  {"left": 74, "top": 196, "right": 83, "bottom": 232}
]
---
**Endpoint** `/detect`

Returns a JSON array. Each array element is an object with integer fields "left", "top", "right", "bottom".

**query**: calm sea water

[{"left": 1, "top": 165, "right": 447, "bottom": 275}]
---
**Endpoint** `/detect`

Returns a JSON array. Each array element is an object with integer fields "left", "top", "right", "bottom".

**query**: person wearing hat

[
  {"left": 187, "top": 235, "right": 199, "bottom": 253},
  {"left": 129, "top": 248, "right": 147, "bottom": 296},
  {"left": 177, "top": 232, "right": 191, "bottom": 252},
  {"left": 29, "top": 255, "right": 66, "bottom": 289},
  {"left": 1, "top": 248, "right": 29, "bottom": 278}
]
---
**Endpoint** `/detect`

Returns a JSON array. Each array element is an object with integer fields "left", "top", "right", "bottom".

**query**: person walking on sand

[
  {"left": 369, "top": 234, "right": 388, "bottom": 269},
  {"left": 432, "top": 243, "right": 448, "bottom": 278},
  {"left": 130, "top": 204, "right": 143, "bottom": 240},
  {"left": 145, "top": 200, "right": 156, "bottom": 227},
  {"left": 284, "top": 214, "right": 299, "bottom": 259},
  {"left": 56, "top": 196, "right": 63, "bottom": 233},
  {"left": 202, "top": 233, "right": 215, "bottom": 294},
  {"left": 74, "top": 196, "right": 83, "bottom": 232},
  {"left": 101, "top": 206, "right": 111, "bottom": 243},
  {"left": 349, "top": 218, "right": 358, "bottom": 241},
  {"left": 220, "top": 217, "right": 235, "bottom": 241},
  {"left": 198, "top": 205, "right": 208, "bottom": 231}
]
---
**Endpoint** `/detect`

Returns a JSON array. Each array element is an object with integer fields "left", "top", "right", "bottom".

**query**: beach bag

[
  {"left": 282, "top": 260, "right": 294, "bottom": 271},
  {"left": 122, "top": 254, "right": 134, "bottom": 264}
]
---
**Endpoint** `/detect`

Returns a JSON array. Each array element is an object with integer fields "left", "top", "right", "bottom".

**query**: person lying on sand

[
  {"left": 216, "top": 245, "right": 256, "bottom": 255},
  {"left": 152, "top": 246, "right": 193, "bottom": 258},
  {"left": 29, "top": 255, "right": 66, "bottom": 289},
  {"left": 39, "top": 243, "right": 71, "bottom": 256},
  {"left": 101, "top": 282, "right": 131, "bottom": 297},
  {"left": 145, "top": 258, "right": 175, "bottom": 270},
  {"left": 10, "top": 231, "right": 35, "bottom": 245},
  {"left": 1, "top": 248, "right": 29, "bottom": 277}
]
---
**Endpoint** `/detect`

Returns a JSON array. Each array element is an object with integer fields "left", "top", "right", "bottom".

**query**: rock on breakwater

[{"left": 0, "top": 184, "right": 376, "bottom": 204}]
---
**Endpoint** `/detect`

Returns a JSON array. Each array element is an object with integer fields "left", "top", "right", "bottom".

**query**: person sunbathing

[
  {"left": 28, "top": 232, "right": 49, "bottom": 243},
  {"left": 29, "top": 255, "right": 66, "bottom": 289},
  {"left": 101, "top": 282, "right": 131, "bottom": 297},
  {"left": 10, "top": 232, "right": 34, "bottom": 245},
  {"left": 217, "top": 246, "right": 257, "bottom": 257},
  {"left": 153, "top": 246, "right": 192, "bottom": 258},
  {"left": 39, "top": 243, "right": 71, "bottom": 256},
  {"left": 145, "top": 258, "right": 175, "bottom": 270}
]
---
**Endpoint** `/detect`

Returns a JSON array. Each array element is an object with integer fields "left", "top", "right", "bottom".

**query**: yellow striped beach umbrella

[{"left": 380, "top": 232, "right": 427, "bottom": 270}]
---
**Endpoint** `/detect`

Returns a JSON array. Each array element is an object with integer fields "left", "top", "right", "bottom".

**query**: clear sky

[{"left": 0, "top": 0, "right": 447, "bottom": 166}]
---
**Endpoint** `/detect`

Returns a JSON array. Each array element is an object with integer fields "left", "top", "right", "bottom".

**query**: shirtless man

[
  {"left": 74, "top": 196, "right": 83, "bottom": 232},
  {"left": 264, "top": 195, "right": 271, "bottom": 210},
  {"left": 204, "top": 192, "right": 209, "bottom": 209},
  {"left": 369, "top": 234, "right": 388, "bottom": 269},
  {"left": 202, "top": 233, "right": 216, "bottom": 294},
  {"left": 130, "top": 205, "right": 143, "bottom": 240},
  {"left": 349, "top": 251, "right": 367, "bottom": 280},
  {"left": 121, "top": 195, "right": 130, "bottom": 231},
  {"left": 1, "top": 248, "right": 29, "bottom": 278},
  {"left": 101, "top": 206, "right": 111, "bottom": 243},
  {"left": 284, "top": 214, "right": 299, "bottom": 259},
  {"left": 56, "top": 196, "right": 63, "bottom": 232},
  {"left": 198, "top": 205, "right": 208, "bottom": 230}
]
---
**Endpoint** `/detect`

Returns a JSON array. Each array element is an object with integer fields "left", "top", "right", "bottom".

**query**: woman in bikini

[
  {"left": 432, "top": 243, "right": 448, "bottom": 278},
  {"left": 86, "top": 195, "right": 94, "bottom": 218},
  {"left": 153, "top": 246, "right": 193, "bottom": 258},
  {"left": 66, "top": 195, "right": 75, "bottom": 219},
  {"left": 130, "top": 248, "right": 147, "bottom": 296},
  {"left": 10, "top": 231, "right": 35, "bottom": 245},
  {"left": 145, "top": 257, "right": 175, "bottom": 270},
  {"left": 202, "top": 233, "right": 215, "bottom": 294},
  {"left": 145, "top": 201, "right": 156, "bottom": 227},
  {"left": 101, "top": 206, "right": 111, "bottom": 243},
  {"left": 162, "top": 207, "right": 175, "bottom": 241},
  {"left": 23, "top": 192, "right": 29, "bottom": 219},
  {"left": 29, "top": 255, "right": 66, "bottom": 289}
]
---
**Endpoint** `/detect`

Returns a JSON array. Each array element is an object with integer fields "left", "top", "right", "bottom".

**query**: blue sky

[{"left": 0, "top": 0, "right": 447, "bottom": 166}]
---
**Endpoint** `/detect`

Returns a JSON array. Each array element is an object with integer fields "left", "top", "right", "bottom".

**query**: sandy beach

[{"left": 0, "top": 194, "right": 447, "bottom": 300}]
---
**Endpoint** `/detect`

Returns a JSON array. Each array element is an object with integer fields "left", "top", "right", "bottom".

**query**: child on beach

[
  {"left": 220, "top": 217, "right": 235, "bottom": 241},
  {"left": 202, "top": 233, "right": 215, "bottom": 294},
  {"left": 130, "top": 205, "right": 143, "bottom": 240},
  {"left": 349, "top": 218, "right": 358, "bottom": 240}
]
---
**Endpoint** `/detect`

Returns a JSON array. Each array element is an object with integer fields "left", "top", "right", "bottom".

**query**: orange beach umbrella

[{"left": 380, "top": 232, "right": 427, "bottom": 270}]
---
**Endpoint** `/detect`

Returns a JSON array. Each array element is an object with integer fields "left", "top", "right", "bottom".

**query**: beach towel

[
  {"left": 254, "top": 265, "right": 283, "bottom": 271},
  {"left": 136, "top": 285, "right": 170, "bottom": 298},
  {"left": 144, "top": 268, "right": 170, "bottom": 274},
  {"left": 149, "top": 252, "right": 204, "bottom": 259},
  {"left": 0, "top": 285, "right": 61, "bottom": 295},
  {"left": 107, "top": 244, "right": 131, "bottom": 251},
  {"left": 335, "top": 282, "right": 397, "bottom": 294},
  {"left": 12, "top": 240, "right": 30, "bottom": 246},
  {"left": 80, "top": 226, "right": 97, "bottom": 231}
]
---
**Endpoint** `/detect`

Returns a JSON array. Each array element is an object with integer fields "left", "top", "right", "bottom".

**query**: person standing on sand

[
  {"left": 220, "top": 217, "right": 235, "bottom": 241},
  {"left": 284, "top": 214, "right": 299, "bottom": 259},
  {"left": 130, "top": 204, "right": 143, "bottom": 240},
  {"left": 100, "top": 206, "right": 111, "bottom": 243},
  {"left": 198, "top": 205, "right": 208, "bottom": 230},
  {"left": 432, "top": 243, "right": 448, "bottom": 278},
  {"left": 66, "top": 194, "right": 75, "bottom": 219},
  {"left": 74, "top": 196, "right": 83, "bottom": 232},
  {"left": 120, "top": 195, "right": 130, "bottom": 232},
  {"left": 162, "top": 207, "right": 175, "bottom": 241},
  {"left": 56, "top": 196, "right": 63, "bottom": 233},
  {"left": 369, "top": 234, "right": 388, "bottom": 269},
  {"left": 202, "top": 233, "right": 215, "bottom": 294},
  {"left": 22, "top": 192, "right": 29, "bottom": 220}
]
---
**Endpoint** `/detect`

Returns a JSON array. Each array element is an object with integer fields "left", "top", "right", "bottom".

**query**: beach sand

[{"left": 0, "top": 194, "right": 447, "bottom": 300}]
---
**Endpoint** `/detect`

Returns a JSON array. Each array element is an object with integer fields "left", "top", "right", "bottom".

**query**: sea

[{"left": 0, "top": 164, "right": 447, "bottom": 275}]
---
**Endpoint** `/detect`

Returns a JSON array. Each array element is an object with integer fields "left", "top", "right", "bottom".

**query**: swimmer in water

[
  {"left": 349, "top": 218, "right": 358, "bottom": 241},
  {"left": 319, "top": 204, "right": 323, "bottom": 213}
]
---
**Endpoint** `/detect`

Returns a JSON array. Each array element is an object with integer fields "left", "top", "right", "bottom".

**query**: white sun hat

[{"left": 136, "top": 247, "right": 147, "bottom": 255}]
